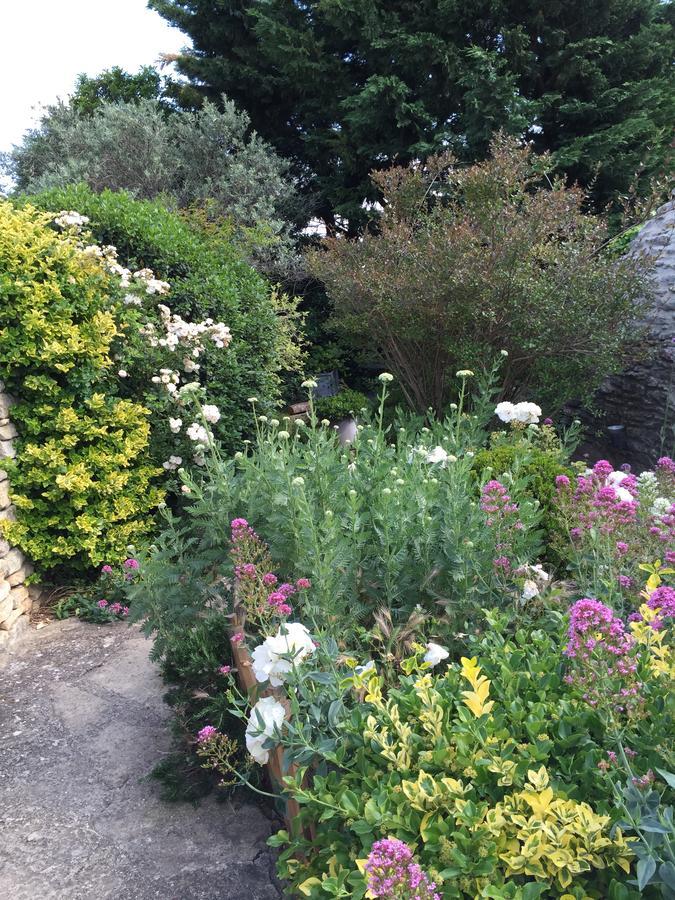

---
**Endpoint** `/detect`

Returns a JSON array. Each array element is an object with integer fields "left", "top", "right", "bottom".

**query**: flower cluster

[
  {"left": 480, "top": 480, "right": 523, "bottom": 562},
  {"left": 144, "top": 304, "right": 231, "bottom": 358},
  {"left": 230, "top": 518, "right": 311, "bottom": 623},
  {"left": 646, "top": 584, "right": 675, "bottom": 629},
  {"left": 363, "top": 838, "right": 440, "bottom": 900},
  {"left": 251, "top": 622, "right": 316, "bottom": 687},
  {"left": 564, "top": 598, "right": 640, "bottom": 714},
  {"left": 494, "top": 401, "right": 542, "bottom": 425},
  {"left": 245, "top": 696, "right": 286, "bottom": 764},
  {"left": 54, "top": 210, "right": 89, "bottom": 229}
]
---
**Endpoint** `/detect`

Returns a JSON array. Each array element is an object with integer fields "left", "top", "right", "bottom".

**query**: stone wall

[
  {"left": 0, "top": 384, "right": 37, "bottom": 656},
  {"left": 594, "top": 198, "right": 675, "bottom": 469}
]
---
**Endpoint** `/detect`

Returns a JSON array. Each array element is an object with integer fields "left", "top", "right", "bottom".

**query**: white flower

[
  {"left": 292, "top": 476, "right": 305, "bottom": 486},
  {"left": 123, "top": 293, "right": 142, "bottom": 306},
  {"left": 193, "top": 452, "right": 206, "bottom": 466},
  {"left": 162, "top": 455, "right": 183, "bottom": 472},
  {"left": 245, "top": 696, "right": 286, "bottom": 765},
  {"left": 651, "top": 497, "right": 672, "bottom": 518},
  {"left": 354, "top": 660, "right": 376, "bottom": 676},
  {"left": 512, "top": 402, "right": 542, "bottom": 425},
  {"left": 181, "top": 484, "right": 191, "bottom": 495},
  {"left": 522, "top": 579, "right": 540, "bottom": 601},
  {"left": 456, "top": 369, "right": 474, "bottom": 378},
  {"left": 606, "top": 471, "right": 629, "bottom": 487},
  {"left": 187, "top": 422, "right": 210, "bottom": 443},
  {"left": 495, "top": 401, "right": 516, "bottom": 423},
  {"left": 530, "top": 563, "right": 550, "bottom": 582},
  {"left": 54, "top": 210, "right": 89, "bottom": 229},
  {"left": 301, "top": 378, "right": 318, "bottom": 389},
  {"left": 500, "top": 349, "right": 509, "bottom": 357},
  {"left": 378, "top": 372, "right": 394, "bottom": 383},
  {"left": 169, "top": 417, "right": 182, "bottom": 434},
  {"left": 277, "top": 430, "right": 290, "bottom": 439},
  {"left": 183, "top": 358, "right": 200, "bottom": 373},
  {"left": 247, "top": 397, "right": 258, "bottom": 403},
  {"left": 423, "top": 642, "right": 449, "bottom": 667},
  {"left": 202, "top": 404, "right": 221, "bottom": 424},
  {"left": 118, "top": 369, "right": 128, "bottom": 378},
  {"left": 251, "top": 623, "right": 316, "bottom": 687},
  {"left": 615, "top": 486, "right": 634, "bottom": 504},
  {"left": 425, "top": 445, "right": 448, "bottom": 465}
]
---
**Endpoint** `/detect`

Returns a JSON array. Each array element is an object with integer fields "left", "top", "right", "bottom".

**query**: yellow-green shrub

[{"left": 0, "top": 201, "right": 162, "bottom": 575}]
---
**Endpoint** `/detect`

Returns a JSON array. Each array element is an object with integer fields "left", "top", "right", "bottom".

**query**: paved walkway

[{"left": 0, "top": 619, "right": 281, "bottom": 900}]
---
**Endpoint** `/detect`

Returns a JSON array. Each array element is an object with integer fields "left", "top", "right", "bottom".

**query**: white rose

[
  {"left": 425, "top": 445, "right": 448, "bottom": 465},
  {"left": 169, "top": 418, "right": 182, "bottom": 434},
  {"left": 250, "top": 623, "right": 315, "bottom": 687},
  {"left": 495, "top": 401, "right": 516, "bottom": 423},
  {"left": 202, "top": 404, "right": 221, "bottom": 424},
  {"left": 245, "top": 697, "right": 286, "bottom": 765},
  {"left": 423, "top": 642, "right": 449, "bottom": 667},
  {"left": 615, "top": 486, "right": 634, "bottom": 504},
  {"left": 522, "top": 579, "right": 540, "bottom": 601}
]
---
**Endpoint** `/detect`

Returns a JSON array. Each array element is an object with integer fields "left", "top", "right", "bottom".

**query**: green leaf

[{"left": 637, "top": 856, "right": 657, "bottom": 890}]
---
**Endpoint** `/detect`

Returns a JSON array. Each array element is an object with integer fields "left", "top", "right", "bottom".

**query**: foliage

[
  {"left": 262, "top": 612, "right": 673, "bottom": 898},
  {"left": 150, "top": 0, "right": 674, "bottom": 227},
  {"left": 0, "top": 200, "right": 162, "bottom": 575},
  {"left": 314, "top": 388, "right": 371, "bottom": 423},
  {"left": 70, "top": 66, "right": 167, "bottom": 116},
  {"left": 5, "top": 91, "right": 301, "bottom": 277},
  {"left": 308, "top": 137, "right": 651, "bottom": 414},
  {"left": 25, "top": 184, "right": 305, "bottom": 457}
]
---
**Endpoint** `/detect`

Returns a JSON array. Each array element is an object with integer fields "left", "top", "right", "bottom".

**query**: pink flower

[
  {"left": 295, "top": 578, "right": 311, "bottom": 590},
  {"left": 110, "top": 602, "right": 122, "bottom": 613},
  {"left": 262, "top": 572, "right": 278, "bottom": 586},
  {"left": 196, "top": 725, "right": 218, "bottom": 743},
  {"left": 97, "top": 599, "right": 108, "bottom": 608},
  {"left": 218, "top": 665, "right": 232, "bottom": 675},
  {"left": 618, "top": 575, "right": 632, "bottom": 589},
  {"left": 124, "top": 558, "right": 139, "bottom": 569},
  {"left": 616, "top": 541, "right": 629, "bottom": 555},
  {"left": 364, "top": 838, "right": 440, "bottom": 900},
  {"left": 122, "top": 607, "right": 130, "bottom": 616},
  {"left": 240, "top": 563, "right": 256, "bottom": 578},
  {"left": 230, "top": 632, "right": 244, "bottom": 644},
  {"left": 543, "top": 417, "right": 553, "bottom": 426},
  {"left": 231, "top": 518, "right": 249, "bottom": 530},
  {"left": 555, "top": 474, "right": 571, "bottom": 489},
  {"left": 101, "top": 565, "right": 113, "bottom": 575}
]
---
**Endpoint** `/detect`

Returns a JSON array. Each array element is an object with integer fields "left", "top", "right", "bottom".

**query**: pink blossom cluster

[
  {"left": 96, "top": 599, "right": 129, "bottom": 616},
  {"left": 557, "top": 461, "right": 638, "bottom": 537},
  {"left": 364, "top": 838, "right": 440, "bottom": 900},
  {"left": 481, "top": 480, "right": 523, "bottom": 563},
  {"left": 564, "top": 598, "right": 641, "bottom": 714},
  {"left": 646, "top": 585, "right": 675, "bottom": 630},
  {"left": 196, "top": 725, "right": 218, "bottom": 743},
  {"left": 230, "top": 518, "right": 311, "bottom": 620}
]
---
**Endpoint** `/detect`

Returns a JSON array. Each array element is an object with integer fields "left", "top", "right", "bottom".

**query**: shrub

[
  {"left": 5, "top": 94, "right": 301, "bottom": 277},
  {"left": 314, "top": 388, "right": 371, "bottom": 422},
  {"left": 308, "top": 135, "right": 651, "bottom": 414},
  {"left": 0, "top": 201, "right": 162, "bottom": 575},
  {"left": 25, "top": 185, "right": 304, "bottom": 457}
]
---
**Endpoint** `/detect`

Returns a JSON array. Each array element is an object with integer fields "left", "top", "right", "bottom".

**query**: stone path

[{"left": 0, "top": 619, "right": 281, "bottom": 899}]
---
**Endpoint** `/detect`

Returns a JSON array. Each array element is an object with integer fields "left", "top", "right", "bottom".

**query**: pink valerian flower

[
  {"left": 364, "top": 838, "right": 440, "bottom": 900},
  {"left": 295, "top": 578, "right": 311, "bottom": 590},
  {"left": 218, "top": 665, "right": 232, "bottom": 675},
  {"left": 618, "top": 575, "right": 632, "bottom": 590},
  {"left": 543, "top": 417, "right": 554, "bottom": 426},
  {"left": 230, "top": 632, "right": 244, "bottom": 644},
  {"left": 240, "top": 563, "right": 256, "bottom": 578},
  {"left": 262, "top": 572, "right": 278, "bottom": 586},
  {"left": 196, "top": 725, "right": 218, "bottom": 743},
  {"left": 616, "top": 541, "right": 629, "bottom": 555},
  {"left": 230, "top": 517, "right": 249, "bottom": 530},
  {"left": 124, "top": 558, "right": 139, "bottom": 569},
  {"left": 101, "top": 565, "right": 113, "bottom": 575},
  {"left": 657, "top": 456, "right": 675, "bottom": 475},
  {"left": 646, "top": 585, "right": 675, "bottom": 629},
  {"left": 480, "top": 480, "right": 523, "bottom": 555},
  {"left": 97, "top": 599, "right": 108, "bottom": 608},
  {"left": 555, "top": 474, "right": 571, "bottom": 489},
  {"left": 493, "top": 555, "right": 511, "bottom": 572},
  {"left": 564, "top": 598, "right": 641, "bottom": 715},
  {"left": 278, "top": 583, "right": 296, "bottom": 599},
  {"left": 665, "top": 551, "right": 675, "bottom": 565},
  {"left": 110, "top": 602, "right": 122, "bottom": 614}
]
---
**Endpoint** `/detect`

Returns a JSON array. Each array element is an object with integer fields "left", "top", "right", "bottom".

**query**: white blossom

[
  {"left": 169, "top": 418, "right": 182, "bottom": 434},
  {"left": 251, "top": 623, "right": 315, "bottom": 687},
  {"left": 378, "top": 372, "right": 394, "bottom": 383},
  {"left": 245, "top": 696, "right": 286, "bottom": 765},
  {"left": 522, "top": 580, "right": 540, "bottom": 601},
  {"left": 162, "top": 455, "right": 183, "bottom": 472},
  {"left": 187, "top": 423, "right": 210, "bottom": 444},
  {"left": 423, "top": 642, "right": 449, "bottom": 666},
  {"left": 117, "top": 369, "right": 128, "bottom": 378},
  {"left": 425, "top": 445, "right": 448, "bottom": 465},
  {"left": 54, "top": 210, "right": 89, "bottom": 229},
  {"left": 201, "top": 405, "right": 221, "bottom": 424}
]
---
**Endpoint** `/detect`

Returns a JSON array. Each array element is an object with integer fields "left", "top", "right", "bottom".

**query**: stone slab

[{"left": 0, "top": 547, "right": 24, "bottom": 577}]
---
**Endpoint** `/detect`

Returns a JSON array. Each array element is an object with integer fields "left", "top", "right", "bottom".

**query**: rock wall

[
  {"left": 594, "top": 198, "right": 675, "bottom": 469},
  {"left": 0, "top": 384, "right": 37, "bottom": 656}
]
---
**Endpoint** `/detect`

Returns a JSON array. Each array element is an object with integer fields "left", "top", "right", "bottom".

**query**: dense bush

[
  {"left": 0, "top": 201, "right": 162, "bottom": 575},
  {"left": 308, "top": 136, "right": 651, "bottom": 414},
  {"left": 5, "top": 94, "right": 301, "bottom": 277},
  {"left": 26, "top": 185, "right": 304, "bottom": 459}
]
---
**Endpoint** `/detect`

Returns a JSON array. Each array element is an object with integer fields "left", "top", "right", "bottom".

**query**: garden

[{"left": 1, "top": 2, "right": 674, "bottom": 897}]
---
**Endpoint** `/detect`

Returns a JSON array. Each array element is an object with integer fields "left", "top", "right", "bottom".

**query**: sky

[{"left": 0, "top": 0, "right": 189, "bottom": 154}]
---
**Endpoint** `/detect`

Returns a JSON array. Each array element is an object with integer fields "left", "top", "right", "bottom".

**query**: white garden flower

[
  {"left": 187, "top": 422, "right": 210, "bottom": 444},
  {"left": 123, "top": 293, "right": 142, "bottom": 306},
  {"left": 169, "top": 418, "right": 182, "bottom": 434},
  {"left": 54, "top": 210, "right": 89, "bottom": 229},
  {"left": 292, "top": 476, "right": 305, "bottom": 487},
  {"left": 615, "top": 486, "right": 634, "bottom": 504},
  {"left": 495, "top": 401, "right": 516, "bottom": 423},
  {"left": 423, "top": 642, "right": 449, "bottom": 667},
  {"left": 277, "top": 431, "right": 290, "bottom": 439},
  {"left": 378, "top": 372, "right": 394, "bottom": 383},
  {"left": 425, "top": 445, "right": 448, "bottom": 465},
  {"left": 245, "top": 696, "right": 286, "bottom": 765},
  {"left": 251, "top": 623, "right": 316, "bottom": 687},
  {"left": 354, "top": 660, "right": 376, "bottom": 676},
  {"left": 651, "top": 497, "right": 672, "bottom": 518},
  {"left": 162, "top": 455, "right": 183, "bottom": 472},
  {"left": 181, "top": 484, "right": 191, "bottom": 495},
  {"left": 522, "top": 580, "right": 540, "bottom": 601},
  {"left": 456, "top": 369, "right": 474, "bottom": 378},
  {"left": 512, "top": 402, "right": 542, "bottom": 425},
  {"left": 202, "top": 404, "right": 221, "bottom": 424},
  {"left": 301, "top": 378, "right": 318, "bottom": 389},
  {"left": 606, "top": 471, "right": 629, "bottom": 487},
  {"left": 118, "top": 369, "right": 128, "bottom": 378}
]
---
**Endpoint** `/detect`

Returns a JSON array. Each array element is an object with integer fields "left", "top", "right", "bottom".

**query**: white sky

[{"left": 0, "top": 0, "right": 189, "bottom": 153}]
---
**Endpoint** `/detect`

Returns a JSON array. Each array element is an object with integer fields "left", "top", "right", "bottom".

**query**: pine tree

[{"left": 150, "top": 0, "right": 674, "bottom": 229}]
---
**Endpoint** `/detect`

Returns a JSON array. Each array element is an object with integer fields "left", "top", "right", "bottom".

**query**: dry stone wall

[
  {"left": 0, "top": 383, "right": 37, "bottom": 656},
  {"left": 594, "top": 198, "right": 675, "bottom": 469}
]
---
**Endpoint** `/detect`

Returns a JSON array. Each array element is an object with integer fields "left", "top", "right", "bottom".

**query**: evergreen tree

[{"left": 150, "top": 0, "right": 674, "bottom": 230}]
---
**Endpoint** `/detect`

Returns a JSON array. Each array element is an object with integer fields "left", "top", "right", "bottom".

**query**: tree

[
  {"left": 149, "top": 0, "right": 674, "bottom": 231},
  {"left": 70, "top": 65, "right": 166, "bottom": 115},
  {"left": 4, "top": 91, "right": 302, "bottom": 277},
  {"left": 307, "top": 136, "right": 651, "bottom": 414}
]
